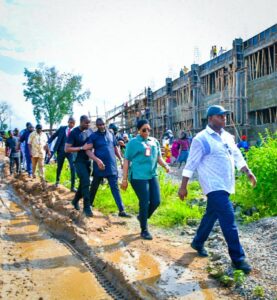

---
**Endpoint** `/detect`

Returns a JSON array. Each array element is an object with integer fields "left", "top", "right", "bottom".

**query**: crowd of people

[{"left": 2, "top": 104, "right": 259, "bottom": 273}]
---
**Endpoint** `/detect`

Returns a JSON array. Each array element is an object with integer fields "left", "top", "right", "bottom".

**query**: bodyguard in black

[
  {"left": 48, "top": 117, "right": 76, "bottom": 192},
  {"left": 65, "top": 115, "right": 93, "bottom": 217},
  {"left": 86, "top": 118, "right": 130, "bottom": 217}
]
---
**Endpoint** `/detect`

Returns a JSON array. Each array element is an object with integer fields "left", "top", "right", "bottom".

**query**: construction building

[{"left": 106, "top": 24, "right": 277, "bottom": 142}]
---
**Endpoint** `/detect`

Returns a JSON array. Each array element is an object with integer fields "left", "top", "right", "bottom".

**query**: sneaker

[
  {"left": 232, "top": 260, "right": 252, "bottom": 274},
  {"left": 71, "top": 200, "right": 80, "bottom": 211},
  {"left": 190, "top": 242, "right": 209, "bottom": 257},
  {"left": 70, "top": 187, "right": 77, "bottom": 192},
  {"left": 141, "top": 230, "right": 153, "bottom": 240},
  {"left": 84, "top": 208, "right": 93, "bottom": 218},
  {"left": 55, "top": 182, "right": 59, "bottom": 188},
  {"left": 118, "top": 211, "right": 132, "bottom": 218}
]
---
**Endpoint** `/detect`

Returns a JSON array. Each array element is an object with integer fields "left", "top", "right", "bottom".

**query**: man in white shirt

[{"left": 178, "top": 105, "right": 257, "bottom": 274}]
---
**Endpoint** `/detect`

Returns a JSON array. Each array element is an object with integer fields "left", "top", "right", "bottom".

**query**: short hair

[
  {"left": 26, "top": 122, "right": 32, "bottom": 127},
  {"left": 8, "top": 130, "right": 12, "bottom": 135},
  {"left": 36, "top": 124, "right": 42, "bottom": 130},
  {"left": 137, "top": 119, "right": 149, "bottom": 130},
  {"left": 96, "top": 118, "right": 105, "bottom": 125},
  {"left": 80, "top": 115, "right": 89, "bottom": 123},
  {"left": 68, "top": 117, "right": 76, "bottom": 123}
]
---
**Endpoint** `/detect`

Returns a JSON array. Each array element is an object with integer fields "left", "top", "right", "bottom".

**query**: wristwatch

[{"left": 80, "top": 146, "right": 83, "bottom": 151}]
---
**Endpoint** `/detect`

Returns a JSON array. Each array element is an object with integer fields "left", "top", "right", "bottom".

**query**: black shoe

[
  {"left": 71, "top": 199, "right": 80, "bottom": 211},
  {"left": 70, "top": 187, "right": 77, "bottom": 192},
  {"left": 141, "top": 230, "right": 153, "bottom": 240},
  {"left": 118, "top": 211, "right": 132, "bottom": 218},
  {"left": 55, "top": 182, "right": 59, "bottom": 188},
  {"left": 84, "top": 207, "right": 93, "bottom": 218},
  {"left": 232, "top": 260, "right": 252, "bottom": 274},
  {"left": 191, "top": 242, "right": 209, "bottom": 257}
]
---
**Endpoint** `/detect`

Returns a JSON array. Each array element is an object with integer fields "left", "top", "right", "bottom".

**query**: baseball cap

[{"left": 207, "top": 105, "right": 230, "bottom": 117}]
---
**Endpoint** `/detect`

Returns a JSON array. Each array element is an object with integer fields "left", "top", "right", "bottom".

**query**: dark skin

[
  {"left": 120, "top": 123, "right": 170, "bottom": 191},
  {"left": 85, "top": 122, "right": 123, "bottom": 170},
  {"left": 178, "top": 114, "right": 257, "bottom": 200},
  {"left": 64, "top": 118, "right": 91, "bottom": 153}
]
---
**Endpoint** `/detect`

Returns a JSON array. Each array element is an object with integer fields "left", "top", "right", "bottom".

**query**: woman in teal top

[{"left": 121, "top": 120, "right": 170, "bottom": 240}]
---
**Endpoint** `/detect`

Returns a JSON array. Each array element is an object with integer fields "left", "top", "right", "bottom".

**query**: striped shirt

[{"left": 182, "top": 125, "right": 247, "bottom": 195}]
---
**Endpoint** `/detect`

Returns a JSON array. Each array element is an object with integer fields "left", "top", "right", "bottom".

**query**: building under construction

[{"left": 106, "top": 24, "right": 277, "bottom": 142}]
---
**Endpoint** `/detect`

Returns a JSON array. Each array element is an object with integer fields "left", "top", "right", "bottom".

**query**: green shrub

[
  {"left": 232, "top": 130, "right": 277, "bottom": 220},
  {"left": 233, "top": 270, "right": 246, "bottom": 286},
  {"left": 252, "top": 286, "right": 265, "bottom": 298}
]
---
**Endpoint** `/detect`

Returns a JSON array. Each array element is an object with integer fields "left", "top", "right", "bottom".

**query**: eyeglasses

[{"left": 141, "top": 128, "right": 151, "bottom": 133}]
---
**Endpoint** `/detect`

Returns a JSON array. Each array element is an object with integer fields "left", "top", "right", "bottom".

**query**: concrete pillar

[{"left": 190, "top": 64, "right": 201, "bottom": 129}]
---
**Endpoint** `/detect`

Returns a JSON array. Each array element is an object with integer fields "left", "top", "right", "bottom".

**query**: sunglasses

[{"left": 141, "top": 128, "right": 151, "bottom": 133}]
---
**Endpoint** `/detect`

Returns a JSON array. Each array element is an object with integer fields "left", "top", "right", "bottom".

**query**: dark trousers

[
  {"left": 56, "top": 151, "right": 75, "bottom": 189},
  {"left": 90, "top": 175, "right": 124, "bottom": 212},
  {"left": 73, "top": 161, "right": 91, "bottom": 209},
  {"left": 131, "top": 177, "right": 160, "bottom": 232},
  {"left": 25, "top": 150, "right": 32, "bottom": 175},
  {"left": 9, "top": 156, "right": 20, "bottom": 174},
  {"left": 192, "top": 190, "right": 245, "bottom": 263}
]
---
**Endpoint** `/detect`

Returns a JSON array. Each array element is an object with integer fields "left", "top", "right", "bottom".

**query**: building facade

[{"left": 106, "top": 24, "right": 277, "bottom": 142}]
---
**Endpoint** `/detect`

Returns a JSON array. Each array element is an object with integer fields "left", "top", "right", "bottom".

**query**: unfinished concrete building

[{"left": 106, "top": 24, "right": 277, "bottom": 142}]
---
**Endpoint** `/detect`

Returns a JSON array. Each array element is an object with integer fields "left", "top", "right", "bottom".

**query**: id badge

[{"left": 145, "top": 146, "right": 151, "bottom": 156}]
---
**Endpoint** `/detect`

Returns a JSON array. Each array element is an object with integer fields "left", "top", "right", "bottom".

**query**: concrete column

[{"left": 190, "top": 64, "right": 200, "bottom": 129}]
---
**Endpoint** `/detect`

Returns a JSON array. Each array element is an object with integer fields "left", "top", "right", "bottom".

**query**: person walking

[
  {"left": 177, "top": 132, "right": 190, "bottom": 168},
  {"left": 28, "top": 124, "right": 49, "bottom": 182},
  {"left": 5, "top": 130, "right": 21, "bottom": 175},
  {"left": 178, "top": 105, "right": 257, "bottom": 274},
  {"left": 48, "top": 117, "right": 77, "bottom": 192},
  {"left": 121, "top": 120, "right": 170, "bottom": 240},
  {"left": 86, "top": 118, "right": 130, "bottom": 217},
  {"left": 19, "top": 122, "right": 34, "bottom": 177},
  {"left": 65, "top": 115, "right": 93, "bottom": 217}
]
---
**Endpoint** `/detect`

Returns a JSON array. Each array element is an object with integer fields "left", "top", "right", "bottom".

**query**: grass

[{"left": 45, "top": 162, "right": 204, "bottom": 227}]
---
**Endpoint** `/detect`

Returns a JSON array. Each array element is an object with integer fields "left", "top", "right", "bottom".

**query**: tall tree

[
  {"left": 0, "top": 101, "right": 11, "bottom": 130},
  {"left": 23, "top": 65, "right": 91, "bottom": 133}
]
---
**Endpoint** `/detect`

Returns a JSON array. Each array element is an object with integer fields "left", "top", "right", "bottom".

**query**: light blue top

[
  {"left": 124, "top": 135, "right": 161, "bottom": 180},
  {"left": 182, "top": 126, "right": 247, "bottom": 195}
]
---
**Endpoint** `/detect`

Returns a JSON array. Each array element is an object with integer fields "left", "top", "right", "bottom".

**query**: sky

[{"left": 0, "top": 0, "right": 276, "bottom": 129}]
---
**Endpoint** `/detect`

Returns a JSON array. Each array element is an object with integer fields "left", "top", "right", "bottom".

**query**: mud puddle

[{"left": 0, "top": 185, "right": 112, "bottom": 300}]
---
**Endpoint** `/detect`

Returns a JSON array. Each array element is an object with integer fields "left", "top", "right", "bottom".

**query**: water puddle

[{"left": 0, "top": 187, "right": 111, "bottom": 300}]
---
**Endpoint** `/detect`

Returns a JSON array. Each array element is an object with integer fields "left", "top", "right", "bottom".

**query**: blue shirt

[
  {"left": 20, "top": 129, "right": 32, "bottom": 153},
  {"left": 182, "top": 126, "right": 247, "bottom": 195},
  {"left": 124, "top": 135, "right": 161, "bottom": 180},
  {"left": 87, "top": 130, "right": 118, "bottom": 177}
]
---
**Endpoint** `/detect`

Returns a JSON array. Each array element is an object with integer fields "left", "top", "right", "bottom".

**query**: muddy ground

[{"left": 1, "top": 154, "right": 242, "bottom": 299}]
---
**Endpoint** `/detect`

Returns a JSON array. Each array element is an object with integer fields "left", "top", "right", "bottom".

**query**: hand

[
  {"left": 120, "top": 180, "right": 128, "bottom": 191},
  {"left": 82, "top": 143, "right": 92, "bottom": 151},
  {"left": 97, "top": 160, "right": 105, "bottom": 170},
  {"left": 247, "top": 171, "right": 257, "bottom": 187},
  {"left": 47, "top": 150, "right": 51, "bottom": 157},
  {"left": 178, "top": 187, "right": 188, "bottom": 201},
  {"left": 164, "top": 165, "right": 170, "bottom": 173}
]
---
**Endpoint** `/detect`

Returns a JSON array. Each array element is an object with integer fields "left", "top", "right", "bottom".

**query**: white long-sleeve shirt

[{"left": 182, "top": 125, "right": 247, "bottom": 195}]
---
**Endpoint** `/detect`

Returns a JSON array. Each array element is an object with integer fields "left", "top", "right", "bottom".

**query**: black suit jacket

[{"left": 48, "top": 126, "right": 69, "bottom": 153}]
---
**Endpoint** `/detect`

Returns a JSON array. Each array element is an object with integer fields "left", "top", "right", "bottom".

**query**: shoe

[
  {"left": 232, "top": 260, "right": 252, "bottom": 274},
  {"left": 84, "top": 207, "right": 93, "bottom": 218},
  {"left": 141, "top": 230, "right": 153, "bottom": 240},
  {"left": 71, "top": 199, "right": 80, "bottom": 211},
  {"left": 118, "top": 211, "right": 132, "bottom": 218},
  {"left": 70, "top": 187, "right": 77, "bottom": 192},
  {"left": 191, "top": 242, "right": 209, "bottom": 257},
  {"left": 55, "top": 182, "right": 59, "bottom": 188}
]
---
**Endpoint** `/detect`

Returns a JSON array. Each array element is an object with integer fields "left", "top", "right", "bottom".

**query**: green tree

[
  {"left": 0, "top": 101, "right": 11, "bottom": 130},
  {"left": 23, "top": 65, "right": 91, "bottom": 133}
]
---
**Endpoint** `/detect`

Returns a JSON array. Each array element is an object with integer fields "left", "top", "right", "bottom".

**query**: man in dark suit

[{"left": 48, "top": 117, "right": 76, "bottom": 192}]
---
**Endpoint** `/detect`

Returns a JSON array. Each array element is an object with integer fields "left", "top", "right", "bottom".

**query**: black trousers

[
  {"left": 10, "top": 156, "right": 20, "bottom": 174},
  {"left": 73, "top": 161, "right": 91, "bottom": 208},
  {"left": 56, "top": 151, "right": 75, "bottom": 189}
]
